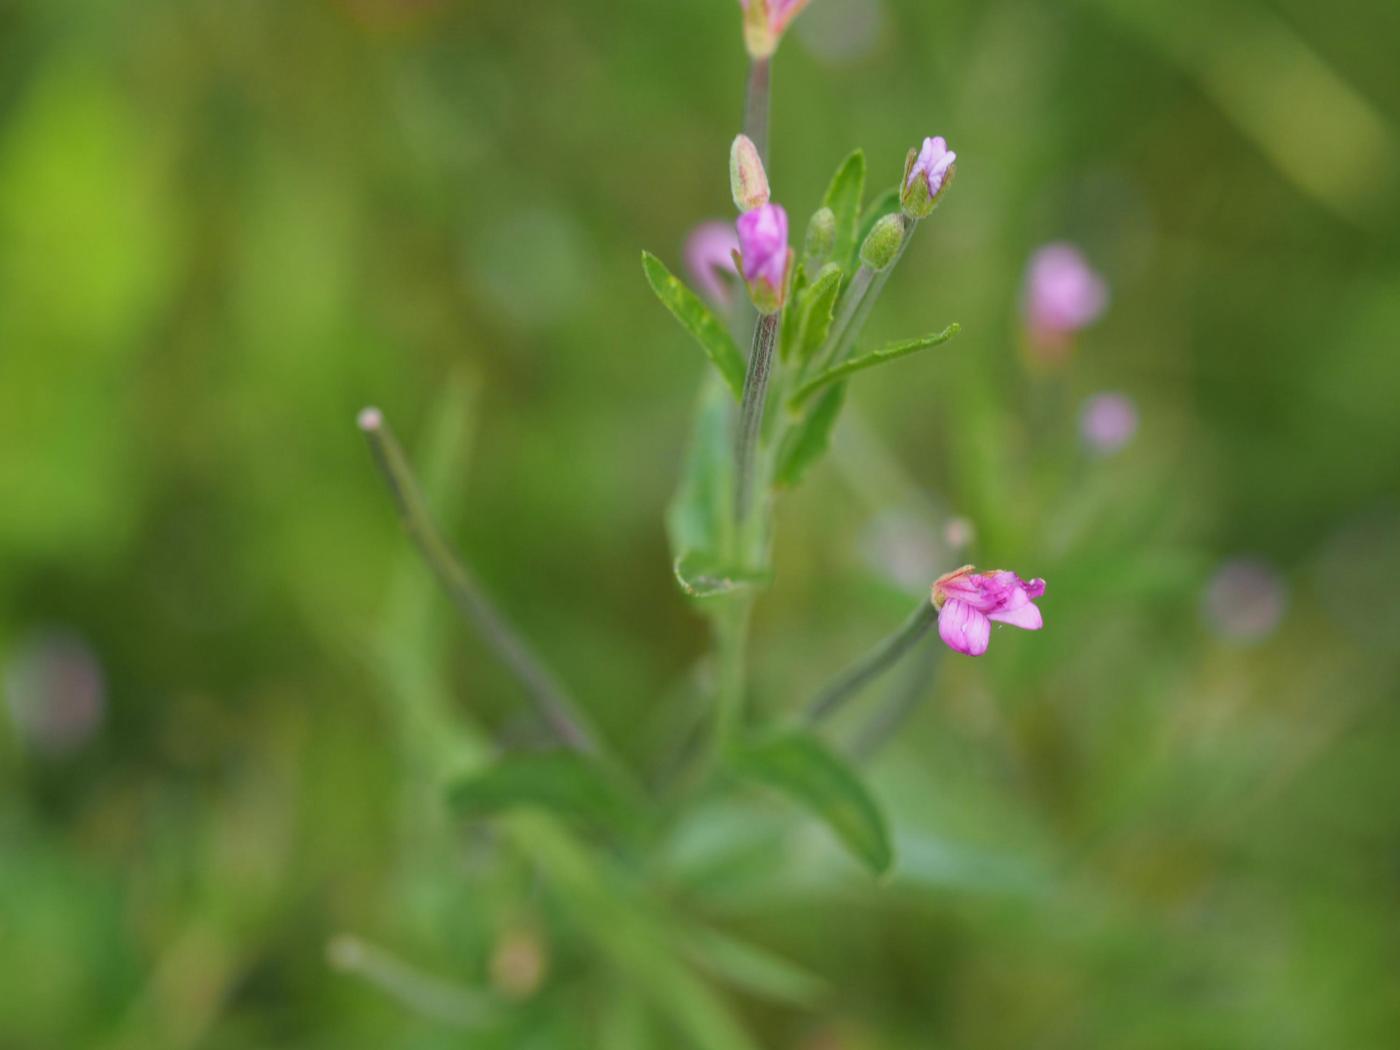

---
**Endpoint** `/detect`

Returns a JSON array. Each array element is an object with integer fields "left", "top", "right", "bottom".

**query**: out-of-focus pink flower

[
  {"left": 1023, "top": 243, "right": 1108, "bottom": 353},
  {"left": 932, "top": 566, "right": 1046, "bottom": 656},
  {"left": 736, "top": 203, "right": 790, "bottom": 311},
  {"left": 684, "top": 221, "right": 741, "bottom": 308},
  {"left": 739, "top": 0, "right": 811, "bottom": 56},
  {"left": 1202, "top": 559, "right": 1288, "bottom": 643},
  {"left": 1080, "top": 392, "right": 1138, "bottom": 454},
  {"left": 906, "top": 136, "right": 957, "bottom": 199},
  {"left": 5, "top": 630, "right": 106, "bottom": 755}
]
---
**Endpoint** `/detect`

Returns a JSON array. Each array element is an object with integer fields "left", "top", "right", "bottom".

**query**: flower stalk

[
  {"left": 734, "top": 310, "right": 780, "bottom": 526},
  {"left": 805, "top": 598, "right": 939, "bottom": 726},
  {"left": 358, "top": 407, "right": 601, "bottom": 755}
]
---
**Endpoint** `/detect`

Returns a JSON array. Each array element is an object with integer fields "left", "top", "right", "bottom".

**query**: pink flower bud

[
  {"left": 901, "top": 136, "right": 957, "bottom": 218},
  {"left": 730, "top": 134, "right": 771, "bottom": 212},
  {"left": 739, "top": 0, "right": 812, "bottom": 56},
  {"left": 932, "top": 566, "right": 1046, "bottom": 656},
  {"left": 735, "top": 203, "right": 791, "bottom": 313},
  {"left": 1023, "top": 243, "right": 1108, "bottom": 355}
]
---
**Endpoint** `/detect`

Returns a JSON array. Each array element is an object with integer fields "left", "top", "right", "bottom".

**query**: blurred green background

[{"left": 3, "top": 0, "right": 1400, "bottom": 1046}]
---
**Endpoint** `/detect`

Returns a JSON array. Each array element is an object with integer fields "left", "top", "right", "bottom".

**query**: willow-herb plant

[{"left": 356, "top": 4, "right": 1046, "bottom": 1039}]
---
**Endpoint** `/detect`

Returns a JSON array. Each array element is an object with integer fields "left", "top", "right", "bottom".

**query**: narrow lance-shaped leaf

[
  {"left": 774, "top": 382, "right": 845, "bottom": 488},
  {"left": 642, "top": 251, "right": 746, "bottom": 401},
  {"left": 793, "top": 263, "right": 843, "bottom": 365},
  {"left": 680, "top": 921, "right": 828, "bottom": 1007},
  {"left": 790, "top": 324, "right": 961, "bottom": 410},
  {"left": 730, "top": 731, "right": 894, "bottom": 875},
  {"left": 821, "top": 149, "right": 866, "bottom": 270},
  {"left": 447, "top": 752, "right": 645, "bottom": 836}
]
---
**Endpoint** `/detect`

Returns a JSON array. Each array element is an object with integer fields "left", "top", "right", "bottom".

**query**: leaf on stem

[
  {"left": 447, "top": 752, "right": 644, "bottom": 835},
  {"left": 793, "top": 263, "right": 843, "bottom": 364},
  {"left": 680, "top": 922, "right": 828, "bottom": 1006},
  {"left": 673, "top": 551, "right": 771, "bottom": 598},
  {"left": 730, "top": 731, "right": 894, "bottom": 875},
  {"left": 642, "top": 251, "right": 747, "bottom": 401},
  {"left": 774, "top": 382, "right": 845, "bottom": 488},
  {"left": 821, "top": 150, "right": 866, "bottom": 270},
  {"left": 789, "top": 324, "right": 961, "bottom": 410}
]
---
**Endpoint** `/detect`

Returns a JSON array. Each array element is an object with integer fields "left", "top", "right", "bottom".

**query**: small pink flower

[
  {"left": 906, "top": 136, "right": 957, "bottom": 199},
  {"left": 1080, "top": 392, "right": 1138, "bottom": 454},
  {"left": 932, "top": 566, "right": 1046, "bottom": 656},
  {"left": 1023, "top": 243, "right": 1108, "bottom": 350},
  {"left": 739, "top": 0, "right": 811, "bottom": 56},
  {"left": 740, "top": 0, "right": 810, "bottom": 33},
  {"left": 735, "top": 202, "right": 790, "bottom": 311},
  {"left": 684, "top": 221, "right": 741, "bottom": 308}
]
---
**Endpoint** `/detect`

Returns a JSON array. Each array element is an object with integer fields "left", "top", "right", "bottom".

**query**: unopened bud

[
  {"left": 900, "top": 135, "right": 957, "bottom": 219},
  {"left": 803, "top": 206, "right": 836, "bottom": 266},
  {"left": 859, "top": 213, "right": 905, "bottom": 271},
  {"left": 735, "top": 203, "right": 791, "bottom": 314},
  {"left": 730, "top": 134, "right": 770, "bottom": 212}
]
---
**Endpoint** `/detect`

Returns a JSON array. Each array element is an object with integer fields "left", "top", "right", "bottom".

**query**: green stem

[
  {"left": 744, "top": 56, "right": 771, "bottom": 165},
  {"left": 711, "top": 596, "right": 754, "bottom": 764},
  {"left": 734, "top": 311, "right": 780, "bottom": 527},
  {"left": 805, "top": 599, "right": 938, "bottom": 726},
  {"left": 850, "top": 640, "right": 942, "bottom": 761},
  {"left": 358, "top": 407, "right": 601, "bottom": 755}
]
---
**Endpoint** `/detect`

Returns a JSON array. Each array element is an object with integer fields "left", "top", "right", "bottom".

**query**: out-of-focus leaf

[
  {"left": 775, "top": 382, "right": 846, "bottom": 488},
  {"left": 673, "top": 552, "right": 769, "bottom": 598},
  {"left": 821, "top": 150, "right": 866, "bottom": 270},
  {"left": 790, "top": 324, "right": 961, "bottom": 410},
  {"left": 642, "top": 251, "right": 746, "bottom": 400},
  {"left": 730, "top": 731, "right": 894, "bottom": 875},
  {"left": 778, "top": 261, "right": 808, "bottom": 363},
  {"left": 680, "top": 922, "right": 828, "bottom": 1006},
  {"left": 667, "top": 377, "right": 737, "bottom": 600},
  {"left": 447, "top": 752, "right": 643, "bottom": 834}
]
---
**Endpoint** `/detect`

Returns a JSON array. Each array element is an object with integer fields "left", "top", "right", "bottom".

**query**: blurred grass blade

[
  {"left": 642, "top": 251, "right": 746, "bottom": 400},
  {"left": 775, "top": 382, "right": 845, "bottom": 488},
  {"left": 731, "top": 732, "right": 894, "bottom": 875},
  {"left": 327, "top": 935, "right": 504, "bottom": 1030},
  {"left": 821, "top": 149, "right": 866, "bottom": 269},
  {"left": 447, "top": 752, "right": 646, "bottom": 836},
  {"left": 680, "top": 922, "right": 827, "bottom": 1007},
  {"left": 506, "top": 814, "right": 760, "bottom": 1050},
  {"left": 790, "top": 324, "right": 960, "bottom": 410}
]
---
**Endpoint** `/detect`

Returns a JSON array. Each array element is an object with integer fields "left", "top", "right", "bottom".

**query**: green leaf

[
  {"left": 642, "top": 251, "right": 746, "bottom": 401},
  {"left": 680, "top": 922, "right": 828, "bottom": 1007},
  {"left": 789, "top": 324, "right": 961, "bottom": 410},
  {"left": 821, "top": 150, "right": 866, "bottom": 270},
  {"left": 673, "top": 552, "right": 769, "bottom": 598},
  {"left": 666, "top": 377, "right": 734, "bottom": 583},
  {"left": 774, "top": 382, "right": 845, "bottom": 488},
  {"left": 730, "top": 731, "right": 893, "bottom": 875},
  {"left": 794, "top": 263, "right": 843, "bottom": 364},
  {"left": 447, "top": 752, "right": 643, "bottom": 834},
  {"left": 777, "top": 261, "right": 808, "bottom": 363}
]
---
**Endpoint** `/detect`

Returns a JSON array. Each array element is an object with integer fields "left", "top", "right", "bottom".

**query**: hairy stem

[
  {"left": 805, "top": 599, "right": 938, "bottom": 726},
  {"left": 358, "top": 407, "right": 600, "bottom": 754},
  {"left": 734, "top": 311, "right": 780, "bottom": 526},
  {"left": 810, "top": 213, "right": 919, "bottom": 375},
  {"left": 744, "top": 56, "right": 771, "bottom": 165}
]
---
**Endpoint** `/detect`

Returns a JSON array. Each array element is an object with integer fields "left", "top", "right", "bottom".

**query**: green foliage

[
  {"left": 731, "top": 731, "right": 894, "bottom": 875},
  {"left": 775, "top": 381, "right": 846, "bottom": 488},
  {"left": 820, "top": 149, "right": 866, "bottom": 270},
  {"left": 447, "top": 752, "right": 645, "bottom": 835},
  {"left": 789, "top": 323, "right": 961, "bottom": 410},
  {"left": 642, "top": 251, "right": 746, "bottom": 400}
]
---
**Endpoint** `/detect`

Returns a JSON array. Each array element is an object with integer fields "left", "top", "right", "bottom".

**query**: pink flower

[
  {"left": 739, "top": 0, "right": 811, "bottom": 56},
  {"left": 736, "top": 202, "right": 790, "bottom": 311},
  {"left": 906, "top": 136, "right": 957, "bottom": 199},
  {"left": 740, "top": 0, "right": 810, "bottom": 33},
  {"left": 1080, "top": 392, "right": 1138, "bottom": 454},
  {"left": 684, "top": 221, "right": 741, "bottom": 308},
  {"left": 1023, "top": 243, "right": 1108, "bottom": 348},
  {"left": 932, "top": 566, "right": 1046, "bottom": 656}
]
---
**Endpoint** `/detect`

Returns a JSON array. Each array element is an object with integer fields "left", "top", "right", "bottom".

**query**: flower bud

[
  {"left": 900, "top": 135, "right": 957, "bottom": 219},
  {"left": 730, "top": 134, "right": 770, "bottom": 213},
  {"left": 803, "top": 206, "right": 836, "bottom": 266},
  {"left": 859, "top": 213, "right": 904, "bottom": 271},
  {"left": 735, "top": 202, "right": 791, "bottom": 314},
  {"left": 740, "top": 0, "right": 811, "bottom": 59}
]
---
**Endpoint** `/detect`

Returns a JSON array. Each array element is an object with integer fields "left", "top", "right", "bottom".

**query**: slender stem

[
  {"left": 809, "top": 214, "right": 919, "bottom": 376},
  {"left": 744, "top": 56, "right": 771, "bottom": 165},
  {"left": 711, "top": 595, "right": 753, "bottom": 765},
  {"left": 358, "top": 407, "right": 600, "bottom": 754},
  {"left": 850, "top": 640, "right": 942, "bottom": 762},
  {"left": 734, "top": 311, "right": 780, "bottom": 526},
  {"left": 805, "top": 599, "right": 939, "bottom": 726}
]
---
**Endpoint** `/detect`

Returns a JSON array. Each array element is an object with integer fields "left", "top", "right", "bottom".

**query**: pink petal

[
  {"left": 989, "top": 600, "right": 1042, "bottom": 630},
  {"left": 938, "top": 599, "right": 991, "bottom": 656}
]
